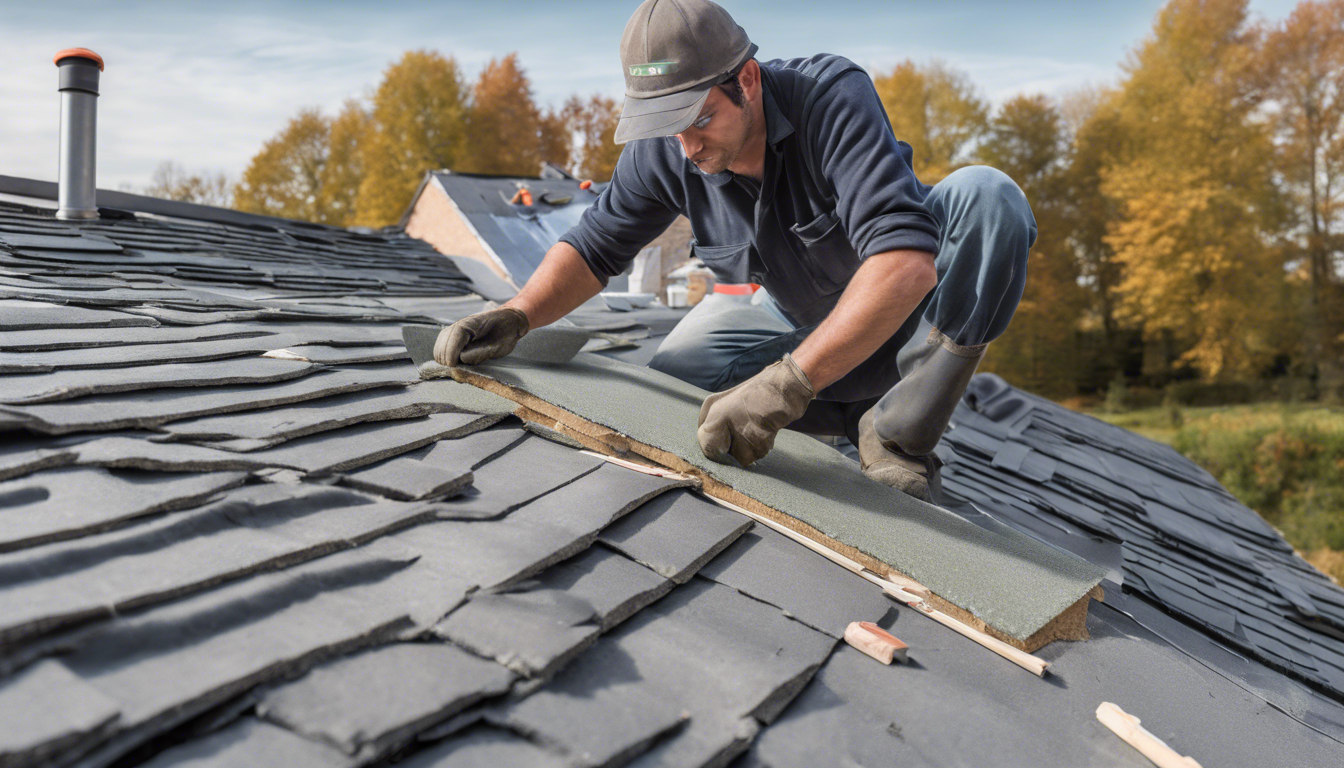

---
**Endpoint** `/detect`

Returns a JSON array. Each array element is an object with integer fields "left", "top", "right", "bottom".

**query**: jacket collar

[{"left": 760, "top": 66, "right": 796, "bottom": 148}]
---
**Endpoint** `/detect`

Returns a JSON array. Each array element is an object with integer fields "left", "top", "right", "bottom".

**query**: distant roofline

[
  {"left": 430, "top": 171, "right": 573, "bottom": 182},
  {"left": 0, "top": 174, "right": 363, "bottom": 233},
  {"left": 398, "top": 167, "right": 589, "bottom": 228},
  {"left": 432, "top": 162, "right": 580, "bottom": 183}
]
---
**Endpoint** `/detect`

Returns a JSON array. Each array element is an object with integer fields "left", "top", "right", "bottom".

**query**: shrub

[
  {"left": 1104, "top": 375, "right": 1129, "bottom": 413},
  {"left": 1173, "top": 410, "right": 1344, "bottom": 554},
  {"left": 1165, "top": 380, "right": 1262, "bottom": 407}
]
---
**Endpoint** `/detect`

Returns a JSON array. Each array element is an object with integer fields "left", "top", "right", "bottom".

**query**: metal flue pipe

[{"left": 53, "top": 48, "right": 104, "bottom": 220}]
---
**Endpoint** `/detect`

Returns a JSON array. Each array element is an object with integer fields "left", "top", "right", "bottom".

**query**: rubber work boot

[
  {"left": 857, "top": 409, "right": 942, "bottom": 502},
  {"left": 859, "top": 328, "right": 988, "bottom": 502}
]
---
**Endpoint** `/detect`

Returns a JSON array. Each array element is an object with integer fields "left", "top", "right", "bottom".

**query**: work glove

[
  {"left": 697, "top": 354, "right": 815, "bottom": 467},
  {"left": 433, "top": 306, "right": 530, "bottom": 366}
]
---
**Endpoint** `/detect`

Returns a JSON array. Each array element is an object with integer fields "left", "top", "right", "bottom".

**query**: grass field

[{"left": 1090, "top": 403, "right": 1344, "bottom": 583}]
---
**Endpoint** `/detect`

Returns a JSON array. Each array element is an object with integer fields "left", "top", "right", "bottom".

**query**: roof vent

[{"left": 53, "top": 48, "right": 104, "bottom": 220}]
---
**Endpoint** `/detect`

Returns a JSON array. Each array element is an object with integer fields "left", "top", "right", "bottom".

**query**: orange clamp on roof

[{"left": 54, "top": 48, "right": 104, "bottom": 71}]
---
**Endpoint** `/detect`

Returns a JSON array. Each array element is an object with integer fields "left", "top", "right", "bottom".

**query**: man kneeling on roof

[{"left": 434, "top": 0, "right": 1036, "bottom": 503}]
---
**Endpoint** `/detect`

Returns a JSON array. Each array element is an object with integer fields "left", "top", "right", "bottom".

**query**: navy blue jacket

[{"left": 561, "top": 54, "right": 939, "bottom": 328}]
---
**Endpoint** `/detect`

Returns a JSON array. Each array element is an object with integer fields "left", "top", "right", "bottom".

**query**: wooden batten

[{"left": 1096, "top": 702, "right": 1203, "bottom": 768}]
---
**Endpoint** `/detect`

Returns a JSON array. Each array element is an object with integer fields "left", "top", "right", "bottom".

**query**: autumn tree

[
  {"left": 1260, "top": 0, "right": 1344, "bottom": 397},
  {"left": 233, "top": 108, "right": 331, "bottom": 221},
  {"left": 315, "top": 100, "right": 370, "bottom": 227},
  {"left": 461, "top": 53, "right": 570, "bottom": 177},
  {"left": 144, "top": 161, "right": 233, "bottom": 207},
  {"left": 1058, "top": 87, "right": 1133, "bottom": 387},
  {"left": 354, "top": 51, "right": 471, "bottom": 227},
  {"left": 872, "top": 60, "right": 990, "bottom": 183},
  {"left": 975, "top": 94, "right": 1090, "bottom": 396},
  {"left": 563, "top": 93, "right": 622, "bottom": 181},
  {"left": 1099, "top": 0, "right": 1283, "bottom": 380}
]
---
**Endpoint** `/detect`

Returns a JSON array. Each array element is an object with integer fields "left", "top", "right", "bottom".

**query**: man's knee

[
  {"left": 649, "top": 340, "right": 731, "bottom": 391},
  {"left": 939, "top": 165, "right": 1037, "bottom": 250}
]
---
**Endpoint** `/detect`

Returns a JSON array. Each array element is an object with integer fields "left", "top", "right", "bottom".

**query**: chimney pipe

[{"left": 53, "top": 48, "right": 104, "bottom": 220}]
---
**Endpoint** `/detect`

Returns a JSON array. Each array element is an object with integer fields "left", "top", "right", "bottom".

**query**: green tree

[
  {"left": 872, "top": 60, "right": 990, "bottom": 183},
  {"left": 1100, "top": 0, "right": 1284, "bottom": 380},
  {"left": 354, "top": 50, "right": 471, "bottom": 227},
  {"left": 143, "top": 161, "right": 233, "bottom": 207},
  {"left": 562, "top": 93, "right": 622, "bottom": 181},
  {"left": 233, "top": 107, "right": 330, "bottom": 221},
  {"left": 1260, "top": 0, "right": 1344, "bottom": 397}
]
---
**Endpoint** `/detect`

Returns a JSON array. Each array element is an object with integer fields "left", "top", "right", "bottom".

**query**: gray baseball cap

[{"left": 615, "top": 0, "right": 758, "bottom": 144}]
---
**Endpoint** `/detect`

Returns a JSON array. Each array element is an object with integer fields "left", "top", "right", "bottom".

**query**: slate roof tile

[
  {"left": 435, "top": 435, "right": 607, "bottom": 519},
  {"left": 150, "top": 381, "right": 492, "bottom": 450},
  {"left": 697, "top": 525, "right": 896, "bottom": 639},
  {"left": 0, "top": 660, "right": 121, "bottom": 767},
  {"left": 0, "top": 484, "right": 432, "bottom": 645},
  {"left": 433, "top": 547, "right": 672, "bottom": 681},
  {"left": 338, "top": 456, "right": 473, "bottom": 501},
  {"left": 0, "top": 357, "right": 318, "bottom": 405},
  {"left": 0, "top": 468, "right": 249, "bottom": 552},
  {"left": 598, "top": 488, "right": 754, "bottom": 584},
  {"left": 249, "top": 411, "right": 506, "bottom": 476},
  {"left": 495, "top": 577, "right": 835, "bottom": 767},
  {"left": 433, "top": 587, "right": 602, "bottom": 679},
  {"left": 137, "top": 718, "right": 352, "bottom": 768},
  {"left": 256, "top": 642, "right": 515, "bottom": 758},
  {"left": 2, "top": 365, "right": 417, "bottom": 435},
  {"left": 396, "top": 724, "right": 570, "bottom": 768},
  {"left": 0, "top": 298, "right": 159, "bottom": 329}
]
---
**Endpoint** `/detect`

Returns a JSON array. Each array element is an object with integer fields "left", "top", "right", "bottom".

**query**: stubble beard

[
  {"left": 697, "top": 103, "right": 753, "bottom": 175},
  {"left": 718, "top": 105, "right": 753, "bottom": 174}
]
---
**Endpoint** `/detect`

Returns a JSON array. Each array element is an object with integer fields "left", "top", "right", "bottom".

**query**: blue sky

[{"left": 0, "top": 0, "right": 1301, "bottom": 191}]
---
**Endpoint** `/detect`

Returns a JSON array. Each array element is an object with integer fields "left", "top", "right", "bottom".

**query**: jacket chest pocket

[
  {"left": 789, "top": 209, "right": 861, "bottom": 292},
  {"left": 690, "top": 241, "right": 754, "bottom": 284}
]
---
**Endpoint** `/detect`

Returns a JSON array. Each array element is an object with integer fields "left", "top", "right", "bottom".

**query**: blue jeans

[{"left": 648, "top": 166, "right": 1036, "bottom": 439}]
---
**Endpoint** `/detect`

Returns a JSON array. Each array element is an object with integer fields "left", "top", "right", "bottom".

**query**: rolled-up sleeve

[
  {"left": 560, "top": 145, "right": 680, "bottom": 284},
  {"left": 808, "top": 71, "right": 940, "bottom": 259}
]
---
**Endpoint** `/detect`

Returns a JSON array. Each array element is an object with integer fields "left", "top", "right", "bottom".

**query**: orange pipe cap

[{"left": 54, "top": 48, "right": 104, "bottom": 71}]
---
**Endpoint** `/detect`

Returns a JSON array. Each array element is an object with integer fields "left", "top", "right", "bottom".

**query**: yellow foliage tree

[
  {"left": 562, "top": 93, "right": 622, "bottom": 181},
  {"left": 354, "top": 50, "right": 471, "bottom": 227},
  {"left": 461, "top": 53, "right": 570, "bottom": 176},
  {"left": 1099, "top": 0, "right": 1283, "bottom": 379},
  {"left": 233, "top": 107, "right": 330, "bottom": 222},
  {"left": 872, "top": 60, "right": 989, "bottom": 183},
  {"left": 316, "top": 100, "right": 370, "bottom": 227}
]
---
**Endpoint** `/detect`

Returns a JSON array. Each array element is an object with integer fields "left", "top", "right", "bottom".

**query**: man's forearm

[
  {"left": 504, "top": 241, "right": 606, "bottom": 329},
  {"left": 790, "top": 250, "right": 938, "bottom": 390}
]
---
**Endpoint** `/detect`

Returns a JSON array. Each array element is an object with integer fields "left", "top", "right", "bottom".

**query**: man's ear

[{"left": 740, "top": 59, "right": 762, "bottom": 101}]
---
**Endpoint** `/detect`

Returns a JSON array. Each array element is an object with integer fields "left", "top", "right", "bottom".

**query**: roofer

[{"left": 434, "top": 0, "right": 1036, "bottom": 502}]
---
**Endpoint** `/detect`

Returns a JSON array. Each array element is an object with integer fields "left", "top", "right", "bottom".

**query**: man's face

[{"left": 675, "top": 85, "right": 753, "bottom": 175}]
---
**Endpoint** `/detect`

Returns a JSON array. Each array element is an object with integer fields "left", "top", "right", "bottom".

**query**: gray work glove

[
  {"left": 433, "top": 307, "right": 530, "bottom": 366},
  {"left": 697, "top": 353, "right": 815, "bottom": 467}
]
